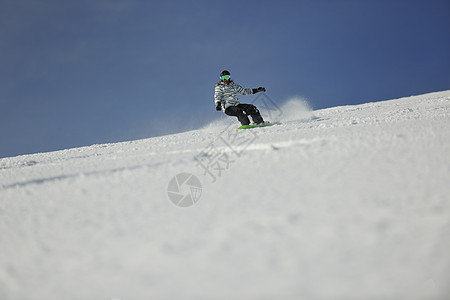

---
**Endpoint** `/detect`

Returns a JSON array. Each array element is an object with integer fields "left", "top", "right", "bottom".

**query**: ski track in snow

[{"left": 1, "top": 91, "right": 450, "bottom": 299}]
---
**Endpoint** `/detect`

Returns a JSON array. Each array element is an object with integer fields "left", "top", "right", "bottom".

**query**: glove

[
  {"left": 252, "top": 87, "right": 266, "bottom": 94},
  {"left": 215, "top": 102, "right": 222, "bottom": 111}
]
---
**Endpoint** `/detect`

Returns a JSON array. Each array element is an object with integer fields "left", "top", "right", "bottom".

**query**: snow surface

[{"left": 1, "top": 91, "right": 450, "bottom": 300}]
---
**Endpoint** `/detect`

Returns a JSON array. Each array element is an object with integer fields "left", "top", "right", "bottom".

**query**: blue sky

[{"left": 1, "top": 0, "right": 449, "bottom": 158}]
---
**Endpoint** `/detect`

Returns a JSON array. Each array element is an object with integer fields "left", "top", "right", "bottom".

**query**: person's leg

[
  {"left": 237, "top": 104, "right": 264, "bottom": 124},
  {"left": 225, "top": 106, "right": 250, "bottom": 125}
]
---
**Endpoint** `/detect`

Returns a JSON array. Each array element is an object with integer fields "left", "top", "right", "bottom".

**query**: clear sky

[{"left": 1, "top": 0, "right": 449, "bottom": 158}]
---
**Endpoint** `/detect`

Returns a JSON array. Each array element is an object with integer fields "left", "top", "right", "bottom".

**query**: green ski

[{"left": 238, "top": 122, "right": 279, "bottom": 129}]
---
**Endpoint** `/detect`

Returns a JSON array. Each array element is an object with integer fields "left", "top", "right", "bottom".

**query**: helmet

[
  {"left": 220, "top": 70, "right": 231, "bottom": 81},
  {"left": 220, "top": 70, "right": 230, "bottom": 77}
]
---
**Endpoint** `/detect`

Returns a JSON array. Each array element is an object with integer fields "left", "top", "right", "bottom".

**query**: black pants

[{"left": 225, "top": 104, "right": 264, "bottom": 125}]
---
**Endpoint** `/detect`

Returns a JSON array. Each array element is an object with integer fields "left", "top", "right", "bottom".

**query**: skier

[{"left": 214, "top": 70, "right": 267, "bottom": 126}]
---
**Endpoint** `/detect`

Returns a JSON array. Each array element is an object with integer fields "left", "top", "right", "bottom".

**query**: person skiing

[{"left": 214, "top": 70, "right": 267, "bottom": 126}]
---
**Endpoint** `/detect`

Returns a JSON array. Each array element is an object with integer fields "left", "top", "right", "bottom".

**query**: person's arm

[
  {"left": 234, "top": 82, "right": 266, "bottom": 95},
  {"left": 234, "top": 82, "right": 254, "bottom": 95},
  {"left": 214, "top": 84, "right": 223, "bottom": 111}
]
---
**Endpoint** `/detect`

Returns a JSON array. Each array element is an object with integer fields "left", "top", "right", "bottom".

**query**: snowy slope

[{"left": 1, "top": 91, "right": 450, "bottom": 300}]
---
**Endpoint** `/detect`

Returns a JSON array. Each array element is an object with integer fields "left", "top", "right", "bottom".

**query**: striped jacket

[{"left": 214, "top": 80, "right": 254, "bottom": 111}]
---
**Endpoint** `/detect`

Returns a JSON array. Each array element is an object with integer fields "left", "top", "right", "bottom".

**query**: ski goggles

[{"left": 220, "top": 75, "right": 231, "bottom": 80}]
